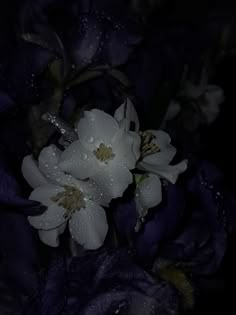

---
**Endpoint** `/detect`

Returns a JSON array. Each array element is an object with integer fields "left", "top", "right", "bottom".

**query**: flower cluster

[{"left": 22, "top": 99, "right": 187, "bottom": 250}]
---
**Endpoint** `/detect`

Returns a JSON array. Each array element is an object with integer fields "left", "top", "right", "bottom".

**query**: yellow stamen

[
  {"left": 51, "top": 185, "right": 86, "bottom": 219},
  {"left": 93, "top": 143, "right": 115, "bottom": 162}
]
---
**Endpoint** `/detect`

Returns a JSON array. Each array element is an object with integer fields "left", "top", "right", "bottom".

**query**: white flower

[
  {"left": 180, "top": 82, "right": 224, "bottom": 124},
  {"left": 115, "top": 98, "right": 187, "bottom": 230},
  {"left": 137, "top": 130, "right": 188, "bottom": 184},
  {"left": 115, "top": 99, "right": 188, "bottom": 184},
  {"left": 59, "top": 108, "right": 141, "bottom": 200},
  {"left": 201, "top": 85, "right": 224, "bottom": 123},
  {"left": 22, "top": 145, "right": 109, "bottom": 250},
  {"left": 134, "top": 173, "right": 162, "bottom": 231},
  {"left": 160, "top": 100, "right": 181, "bottom": 128}
]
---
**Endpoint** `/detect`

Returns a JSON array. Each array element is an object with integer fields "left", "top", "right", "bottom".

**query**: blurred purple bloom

[
  {"left": 160, "top": 161, "right": 231, "bottom": 274},
  {"left": 26, "top": 249, "right": 179, "bottom": 315},
  {"left": 0, "top": 109, "right": 46, "bottom": 214},
  {"left": 0, "top": 211, "right": 39, "bottom": 296},
  {"left": 0, "top": 146, "right": 46, "bottom": 213},
  {"left": 0, "top": 91, "right": 15, "bottom": 113},
  {"left": 135, "top": 184, "right": 185, "bottom": 263},
  {"left": 113, "top": 160, "right": 234, "bottom": 275},
  {"left": 20, "top": 0, "right": 141, "bottom": 71}
]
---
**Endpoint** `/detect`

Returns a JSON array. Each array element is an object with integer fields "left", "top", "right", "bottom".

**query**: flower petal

[
  {"left": 38, "top": 223, "right": 67, "bottom": 247},
  {"left": 29, "top": 184, "right": 64, "bottom": 206},
  {"left": 38, "top": 145, "right": 77, "bottom": 185},
  {"left": 139, "top": 160, "right": 188, "bottom": 184},
  {"left": 112, "top": 128, "right": 140, "bottom": 169},
  {"left": 135, "top": 174, "right": 162, "bottom": 217},
  {"left": 28, "top": 203, "right": 67, "bottom": 230},
  {"left": 141, "top": 130, "right": 176, "bottom": 166},
  {"left": 114, "top": 98, "right": 140, "bottom": 132},
  {"left": 131, "top": 131, "right": 142, "bottom": 161},
  {"left": 69, "top": 200, "right": 108, "bottom": 250},
  {"left": 59, "top": 140, "right": 97, "bottom": 180},
  {"left": 164, "top": 101, "right": 181, "bottom": 122},
  {"left": 205, "top": 85, "right": 224, "bottom": 105},
  {"left": 78, "top": 179, "right": 111, "bottom": 207},
  {"left": 22, "top": 155, "right": 48, "bottom": 188},
  {"left": 76, "top": 109, "right": 119, "bottom": 149},
  {"left": 91, "top": 162, "right": 133, "bottom": 200}
]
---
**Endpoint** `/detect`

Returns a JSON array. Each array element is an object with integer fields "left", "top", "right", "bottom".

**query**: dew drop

[
  {"left": 88, "top": 136, "right": 94, "bottom": 143},
  {"left": 82, "top": 153, "right": 88, "bottom": 161}
]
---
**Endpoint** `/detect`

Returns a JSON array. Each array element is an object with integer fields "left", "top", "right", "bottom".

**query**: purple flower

[
  {"left": 160, "top": 161, "right": 232, "bottom": 274},
  {"left": 0, "top": 91, "right": 15, "bottom": 113},
  {"left": 113, "top": 160, "right": 234, "bottom": 275},
  {"left": 26, "top": 249, "right": 180, "bottom": 315},
  {"left": 0, "top": 100, "right": 46, "bottom": 300},
  {"left": 0, "top": 212, "right": 40, "bottom": 295}
]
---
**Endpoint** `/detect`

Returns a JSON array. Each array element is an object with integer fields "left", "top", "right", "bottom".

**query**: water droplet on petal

[
  {"left": 88, "top": 136, "right": 94, "bottom": 143},
  {"left": 82, "top": 153, "right": 88, "bottom": 161}
]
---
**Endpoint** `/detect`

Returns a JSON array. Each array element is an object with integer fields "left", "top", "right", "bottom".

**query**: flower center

[
  {"left": 93, "top": 143, "right": 115, "bottom": 162},
  {"left": 139, "top": 131, "right": 161, "bottom": 158},
  {"left": 51, "top": 185, "right": 86, "bottom": 219}
]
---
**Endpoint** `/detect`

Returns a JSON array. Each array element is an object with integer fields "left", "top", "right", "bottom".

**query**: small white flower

[
  {"left": 22, "top": 145, "right": 109, "bottom": 250},
  {"left": 59, "top": 108, "right": 141, "bottom": 200},
  {"left": 115, "top": 98, "right": 187, "bottom": 229},
  {"left": 137, "top": 130, "right": 188, "bottom": 184},
  {"left": 115, "top": 98, "right": 188, "bottom": 184},
  {"left": 180, "top": 82, "right": 224, "bottom": 124}
]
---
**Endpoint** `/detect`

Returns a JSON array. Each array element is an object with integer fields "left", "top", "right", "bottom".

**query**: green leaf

[
  {"left": 66, "top": 70, "right": 102, "bottom": 88},
  {"left": 47, "top": 58, "right": 64, "bottom": 86},
  {"left": 159, "top": 266, "right": 194, "bottom": 310},
  {"left": 108, "top": 69, "right": 131, "bottom": 87},
  {"left": 22, "top": 33, "right": 53, "bottom": 51}
]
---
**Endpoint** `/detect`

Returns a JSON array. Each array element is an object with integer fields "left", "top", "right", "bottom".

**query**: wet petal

[
  {"left": 38, "top": 223, "right": 67, "bottom": 247},
  {"left": 28, "top": 203, "right": 67, "bottom": 230},
  {"left": 91, "top": 161, "right": 132, "bottom": 200},
  {"left": 69, "top": 201, "right": 108, "bottom": 250},
  {"left": 78, "top": 179, "right": 111, "bottom": 207},
  {"left": 22, "top": 155, "right": 47, "bottom": 188},
  {"left": 76, "top": 109, "right": 119, "bottom": 149},
  {"left": 139, "top": 160, "right": 188, "bottom": 184},
  {"left": 29, "top": 184, "right": 64, "bottom": 206},
  {"left": 59, "top": 140, "right": 97, "bottom": 180},
  {"left": 112, "top": 128, "right": 140, "bottom": 169},
  {"left": 114, "top": 98, "right": 140, "bottom": 132},
  {"left": 135, "top": 174, "right": 162, "bottom": 217}
]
